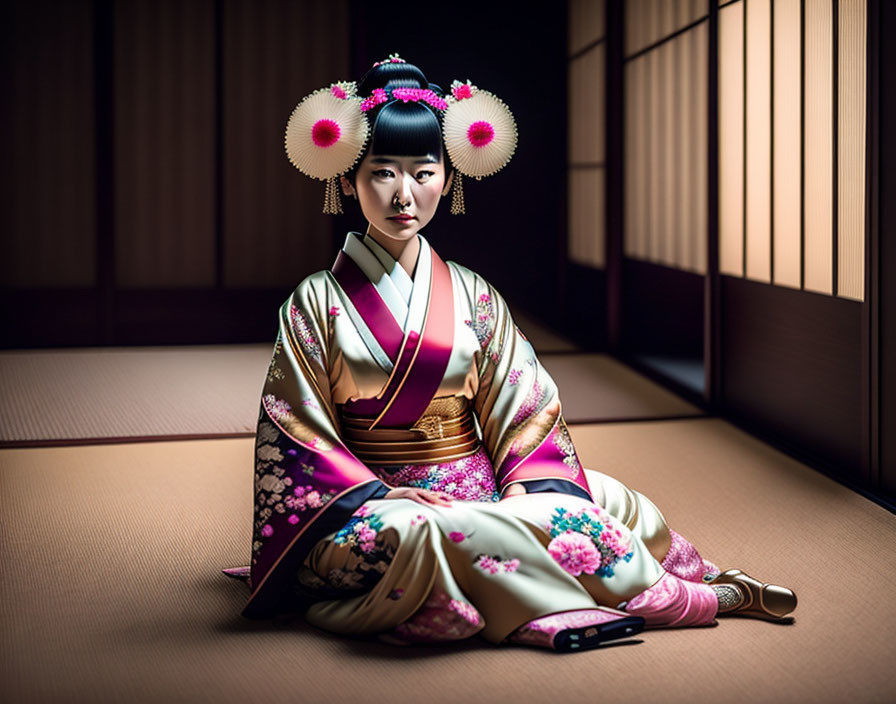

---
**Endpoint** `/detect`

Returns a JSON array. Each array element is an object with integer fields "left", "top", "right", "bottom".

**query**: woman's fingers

[
  {"left": 385, "top": 486, "right": 454, "bottom": 506},
  {"left": 418, "top": 490, "right": 453, "bottom": 506}
]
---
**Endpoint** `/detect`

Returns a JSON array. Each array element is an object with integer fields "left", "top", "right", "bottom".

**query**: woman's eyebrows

[{"left": 370, "top": 156, "right": 439, "bottom": 164}]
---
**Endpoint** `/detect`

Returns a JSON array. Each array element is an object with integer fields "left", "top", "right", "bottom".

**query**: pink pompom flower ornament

[
  {"left": 450, "top": 79, "right": 476, "bottom": 101},
  {"left": 311, "top": 119, "right": 341, "bottom": 148},
  {"left": 467, "top": 121, "right": 495, "bottom": 148}
]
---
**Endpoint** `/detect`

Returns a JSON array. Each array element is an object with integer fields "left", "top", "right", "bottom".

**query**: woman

[{"left": 228, "top": 55, "right": 796, "bottom": 652}]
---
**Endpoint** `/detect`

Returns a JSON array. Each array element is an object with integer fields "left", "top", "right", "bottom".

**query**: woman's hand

[
  {"left": 501, "top": 483, "right": 527, "bottom": 498},
  {"left": 384, "top": 487, "right": 454, "bottom": 507}
]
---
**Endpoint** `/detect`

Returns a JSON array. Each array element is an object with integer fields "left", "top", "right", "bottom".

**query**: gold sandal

[{"left": 711, "top": 569, "right": 797, "bottom": 621}]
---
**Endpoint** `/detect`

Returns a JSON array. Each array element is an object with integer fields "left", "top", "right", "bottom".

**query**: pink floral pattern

[
  {"left": 661, "top": 529, "right": 721, "bottom": 583},
  {"left": 391, "top": 591, "right": 483, "bottom": 642},
  {"left": 464, "top": 292, "right": 495, "bottom": 351},
  {"left": 508, "top": 608, "right": 634, "bottom": 649},
  {"left": 547, "top": 532, "right": 601, "bottom": 576},
  {"left": 289, "top": 304, "right": 322, "bottom": 364},
  {"left": 474, "top": 554, "right": 520, "bottom": 575},
  {"left": 252, "top": 420, "right": 337, "bottom": 556},
  {"left": 545, "top": 506, "right": 634, "bottom": 578},
  {"left": 262, "top": 394, "right": 292, "bottom": 423},
  {"left": 369, "top": 446, "right": 500, "bottom": 502},
  {"left": 512, "top": 374, "right": 547, "bottom": 426},
  {"left": 334, "top": 508, "right": 384, "bottom": 554},
  {"left": 449, "top": 598, "right": 481, "bottom": 625},
  {"left": 551, "top": 420, "right": 582, "bottom": 476}
]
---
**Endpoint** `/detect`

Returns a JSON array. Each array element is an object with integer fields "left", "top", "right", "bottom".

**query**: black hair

[{"left": 344, "top": 60, "right": 452, "bottom": 187}]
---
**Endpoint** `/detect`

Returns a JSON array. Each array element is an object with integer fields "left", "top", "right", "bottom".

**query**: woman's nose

[{"left": 396, "top": 174, "right": 413, "bottom": 202}]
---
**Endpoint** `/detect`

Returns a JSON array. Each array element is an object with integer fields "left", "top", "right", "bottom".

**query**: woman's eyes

[{"left": 372, "top": 169, "right": 435, "bottom": 181}]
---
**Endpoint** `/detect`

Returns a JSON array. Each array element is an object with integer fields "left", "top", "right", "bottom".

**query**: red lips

[{"left": 388, "top": 215, "right": 415, "bottom": 221}]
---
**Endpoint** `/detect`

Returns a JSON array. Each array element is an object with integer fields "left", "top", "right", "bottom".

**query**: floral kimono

[{"left": 242, "top": 231, "right": 720, "bottom": 643}]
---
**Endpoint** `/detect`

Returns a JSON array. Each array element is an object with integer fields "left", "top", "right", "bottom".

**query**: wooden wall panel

[
  {"left": 0, "top": 1, "right": 96, "bottom": 287},
  {"left": 223, "top": 0, "right": 348, "bottom": 288},
  {"left": 569, "top": 0, "right": 606, "bottom": 55},
  {"left": 694, "top": 20, "right": 709, "bottom": 275},
  {"left": 626, "top": 0, "right": 709, "bottom": 56},
  {"left": 624, "top": 56, "right": 645, "bottom": 258},
  {"left": 838, "top": 0, "right": 867, "bottom": 301},
  {"left": 773, "top": 0, "right": 803, "bottom": 290},
  {"left": 660, "top": 39, "right": 675, "bottom": 265},
  {"left": 719, "top": 1, "right": 744, "bottom": 276},
  {"left": 648, "top": 50, "right": 662, "bottom": 263},
  {"left": 722, "top": 276, "right": 864, "bottom": 480},
  {"left": 623, "top": 16, "right": 707, "bottom": 274},
  {"left": 675, "top": 31, "right": 694, "bottom": 271},
  {"left": 745, "top": 0, "right": 771, "bottom": 282},
  {"left": 569, "top": 168, "right": 606, "bottom": 268},
  {"left": 114, "top": 0, "right": 216, "bottom": 288},
  {"left": 625, "top": 0, "right": 646, "bottom": 57},
  {"left": 568, "top": 45, "right": 605, "bottom": 164},
  {"left": 803, "top": 0, "right": 834, "bottom": 295}
]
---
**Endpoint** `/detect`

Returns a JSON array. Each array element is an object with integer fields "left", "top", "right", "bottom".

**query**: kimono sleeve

[
  {"left": 467, "top": 274, "right": 593, "bottom": 501},
  {"left": 244, "top": 275, "right": 389, "bottom": 618}
]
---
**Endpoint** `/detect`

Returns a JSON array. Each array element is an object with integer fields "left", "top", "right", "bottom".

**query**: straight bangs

[{"left": 369, "top": 101, "right": 444, "bottom": 161}]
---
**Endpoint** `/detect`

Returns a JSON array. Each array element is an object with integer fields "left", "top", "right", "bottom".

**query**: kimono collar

[
  {"left": 343, "top": 232, "right": 414, "bottom": 302},
  {"left": 361, "top": 233, "right": 414, "bottom": 301},
  {"left": 340, "top": 232, "right": 432, "bottom": 335},
  {"left": 333, "top": 232, "right": 434, "bottom": 374}
]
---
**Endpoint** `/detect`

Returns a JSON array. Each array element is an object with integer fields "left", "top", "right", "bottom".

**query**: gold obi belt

[{"left": 340, "top": 395, "right": 480, "bottom": 466}]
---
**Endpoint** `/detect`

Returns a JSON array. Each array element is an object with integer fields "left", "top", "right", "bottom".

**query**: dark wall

[{"left": 0, "top": 0, "right": 568, "bottom": 348}]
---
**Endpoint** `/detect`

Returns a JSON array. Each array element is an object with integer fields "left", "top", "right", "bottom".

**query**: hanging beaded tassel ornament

[
  {"left": 323, "top": 175, "right": 343, "bottom": 214},
  {"left": 450, "top": 171, "right": 465, "bottom": 215}
]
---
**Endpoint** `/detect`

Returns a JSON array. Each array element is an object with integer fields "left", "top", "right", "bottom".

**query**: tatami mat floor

[
  {"left": 2, "top": 418, "right": 894, "bottom": 703},
  {"left": 0, "top": 345, "right": 701, "bottom": 446}
]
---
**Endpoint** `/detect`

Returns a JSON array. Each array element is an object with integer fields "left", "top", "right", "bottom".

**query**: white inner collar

[{"left": 341, "top": 232, "right": 431, "bottom": 334}]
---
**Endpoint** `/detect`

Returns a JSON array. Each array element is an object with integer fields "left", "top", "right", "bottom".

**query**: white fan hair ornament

[{"left": 284, "top": 70, "right": 518, "bottom": 215}]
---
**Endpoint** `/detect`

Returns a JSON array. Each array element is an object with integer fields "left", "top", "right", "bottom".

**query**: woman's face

[{"left": 344, "top": 150, "right": 452, "bottom": 246}]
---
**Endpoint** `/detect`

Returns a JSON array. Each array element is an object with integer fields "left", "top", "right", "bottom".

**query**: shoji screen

[
  {"left": 622, "top": 0, "right": 709, "bottom": 396},
  {"left": 718, "top": 0, "right": 871, "bottom": 488},
  {"left": 717, "top": 0, "right": 867, "bottom": 300},
  {"left": 566, "top": 0, "right": 608, "bottom": 348},
  {"left": 568, "top": 0, "right": 606, "bottom": 269},
  {"left": 625, "top": 1, "right": 708, "bottom": 274}
]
